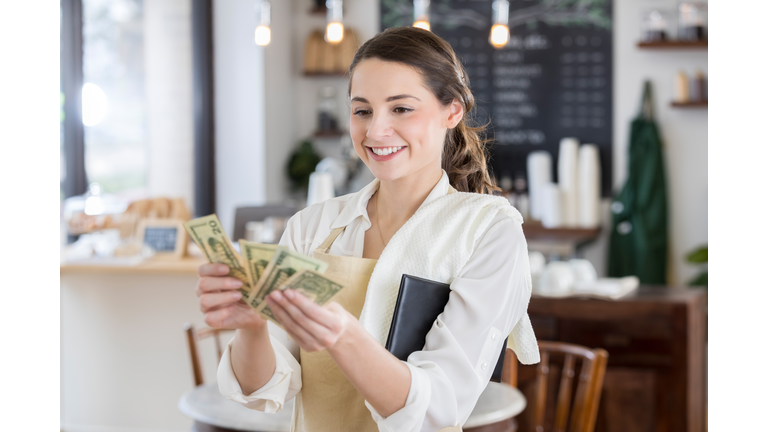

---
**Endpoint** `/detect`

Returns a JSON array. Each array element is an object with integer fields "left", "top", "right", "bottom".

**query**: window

[{"left": 82, "top": 0, "right": 148, "bottom": 201}]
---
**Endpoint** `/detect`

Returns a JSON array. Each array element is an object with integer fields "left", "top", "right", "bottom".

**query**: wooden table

[
  {"left": 518, "top": 285, "right": 706, "bottom": 432},
  {"left": 179, "top": 382, "right": 526, "bottom": 432}
]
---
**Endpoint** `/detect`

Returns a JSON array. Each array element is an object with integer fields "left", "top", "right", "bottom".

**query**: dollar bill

[
  {"left": 239, "top": 240, "right": 279, "bottom": 296},
  {"left": 259, "top": 269, "right": 345, "bottom": 327},
  {"left": 184, "top": 214, "right": 251, "bottom": 297},
  {"left": 248, "top": 248, "right": 329, "bottom": 311}
]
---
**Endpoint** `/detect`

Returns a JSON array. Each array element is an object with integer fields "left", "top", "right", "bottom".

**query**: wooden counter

[
  {"left": 60, "top": 256, "right": 205, "bottom": 276},
  {"left": 60, "top": 256, "right": 214, "bottom": 431},
  {"left": 517, "top": 286, "right": 707, "bottom": 432}
]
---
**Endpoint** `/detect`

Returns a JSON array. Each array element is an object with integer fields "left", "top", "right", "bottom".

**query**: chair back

[
  {"left": 183, "top": 323, "right": 229, "bottom": 386},
  {"left": 503, "top": 341, "right": 608, "bottom": 432},
  {"left": 232, "top": 205, "right": 298, "bottom": 241}
]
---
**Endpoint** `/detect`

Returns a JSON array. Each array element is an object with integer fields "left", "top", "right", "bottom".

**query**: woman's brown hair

[{"left": 348, "top": 27, "right": 500, "bottom": 195}]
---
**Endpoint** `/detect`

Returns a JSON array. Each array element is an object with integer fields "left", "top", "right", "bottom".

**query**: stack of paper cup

[
  {"left": 307, "top": 172, "right": 335, "bottom": 206},
  {"left": 578, "top": 144, "right": 601, "bottom": 228},
  {"left": 527, "top": 151, "right": 553, "bottom": 221},
  {"left": 558, "top": 137, "right": 579, "bottom": 227},
  {"left": 541, "top": 182, "right": 563, "bottom": 228}
]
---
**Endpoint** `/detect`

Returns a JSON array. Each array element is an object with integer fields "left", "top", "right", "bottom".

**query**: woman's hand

[
  {"left": 265, "top": 289, "right": 354, "bottom": 352},
  {"left": 196, "top": 263, "right": 265, "bottom": 332}
]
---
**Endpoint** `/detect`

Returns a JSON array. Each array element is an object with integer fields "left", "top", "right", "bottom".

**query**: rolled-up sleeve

[
  {"left": 365, "top": 213, "right": 531, "bottom": 432},
  {"left": 217, "top": 325, "right": 303, "bottom": 413}
]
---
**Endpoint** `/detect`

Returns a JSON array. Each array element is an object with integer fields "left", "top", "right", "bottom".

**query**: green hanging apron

[{"left": 608, "top": 81, "right": 669, "bottom": 284}]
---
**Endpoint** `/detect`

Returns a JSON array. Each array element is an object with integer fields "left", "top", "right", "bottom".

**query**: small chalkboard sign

[{"left": 138, "top": 218, "right": 187, "bottom": 259}]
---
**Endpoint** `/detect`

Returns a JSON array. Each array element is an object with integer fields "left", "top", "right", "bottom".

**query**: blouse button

[
  {"left": 481, "top": 362, "right": 488, "bottom": 371},
  {"left": 492, "top": 334, "right": 497, "bottom": 341}
]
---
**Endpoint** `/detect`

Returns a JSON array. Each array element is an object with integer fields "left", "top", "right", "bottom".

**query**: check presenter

[{"left": 195, "top": 27, "right": 540, "bottom": 432}]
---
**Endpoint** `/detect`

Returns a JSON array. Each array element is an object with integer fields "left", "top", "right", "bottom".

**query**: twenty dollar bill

[
  {"left": 248, "top": 248, "right": 329, "bottom": 311},
  {"left": 259, "top": 269, "right": 345, "bottom": 327},
  {"left": 184, "top": 214, "right": 251, "bottom": 297},
  {"left": 239, "top": 240, "right": 279, "bottom": 296}
]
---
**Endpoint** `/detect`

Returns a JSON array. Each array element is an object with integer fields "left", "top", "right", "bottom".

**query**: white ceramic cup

[
  {"left": 538, "top": 261, "right": 575, "bottom": 296},
  {"left": 569, "top": 259, "right": 598, "bottom": 285}
]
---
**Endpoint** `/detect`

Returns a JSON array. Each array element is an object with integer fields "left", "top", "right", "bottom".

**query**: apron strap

[{"left": 317, "top": 227, "right": 345, "bottom": 254}]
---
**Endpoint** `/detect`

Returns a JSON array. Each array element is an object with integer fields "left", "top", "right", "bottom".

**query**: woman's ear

[{"left": 445, "top": 99, "right": 464, "bottom": 129}]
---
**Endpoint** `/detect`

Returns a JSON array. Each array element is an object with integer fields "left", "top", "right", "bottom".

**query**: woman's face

[{"left": 349, "top": 58, "right": 463, "bottom": 183}]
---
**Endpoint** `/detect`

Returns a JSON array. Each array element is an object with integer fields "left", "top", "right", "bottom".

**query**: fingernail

[
  {"left": 231, "top": 279, "right": 243, "bottom": 288},
  {"left": 271, "top": 291, "right": 283, "bottom": 301},
  {"left": 232, "top": 292, "right": 241, "bottom": 299},
  {"left": 284, "top": 290, "right": 294, "bottom": 299},
  {"left": 219, "top": 265, "right": 229, "bottom": 273}
]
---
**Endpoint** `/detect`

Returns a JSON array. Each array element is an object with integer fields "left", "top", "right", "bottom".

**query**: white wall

[
  {"left": 263, "top": 0, "right": 297, "bottom": 204},
  {"left": 581, "top": 0, "right": 708, "bottom": 285},
  {"left": 213, "top": 0, "right": 268, "bottom": 236},
  {"left": 257, "top": 0, "right": 380, "bottom": 204},
  {"left": 144, "top": 0, "right": 195, "bottom": 211}
]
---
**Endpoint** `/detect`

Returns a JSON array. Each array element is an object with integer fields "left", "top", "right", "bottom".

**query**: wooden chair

[
  {"left": 184, "top": 322, "right": 229, "bottom": 386},
  {"left": 502, "top": 341, "right": 609, "bottom": 432},
  {"left": 232, "top": 205, "right": 297, "bottom": 241}
]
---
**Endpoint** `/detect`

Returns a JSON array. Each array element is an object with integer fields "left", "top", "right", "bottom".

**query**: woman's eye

[
  {"left": 353, "top": 109, "right": 371, "bottom": 116},
  {"left": 393, "top": 107, "right": 412, "bottom": 114}
]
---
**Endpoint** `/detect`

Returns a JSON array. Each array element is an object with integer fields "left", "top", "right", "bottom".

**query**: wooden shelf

[
  {"left": 637, "top": 40, "right": 708, "bottom": 49},
  {"left": 671, "top": 100, "right": 708, "bottom": 108},
  {"left": 523, "top": 220, "right": 601, "bottom": 244}
]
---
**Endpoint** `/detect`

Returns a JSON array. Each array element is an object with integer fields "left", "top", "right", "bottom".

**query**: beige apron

[
  {"left": 292, "top": 226, "right": 380, "bottom": 432},
  {"left": 290, "top": 222, "right": 463, "bottom": 432}
]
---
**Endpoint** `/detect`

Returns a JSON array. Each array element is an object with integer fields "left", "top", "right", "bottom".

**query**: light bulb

[
  {"left": 255, "top": 25, "right": 271, "bottom": 46},
  {"left": 490, "top": 24, "right": 509, "bottom": 48},
  {"left": 413, "top": 20, "right": 430, "bottom": 31},
  {"left": 326, "top": 22, "right": 344, "bottom": 44},
  {"left": 254, "top": 2, "right": 271, "bottom": 46},
  {"left": 413, "top": 0, "right": 430, "bottom": 31}
]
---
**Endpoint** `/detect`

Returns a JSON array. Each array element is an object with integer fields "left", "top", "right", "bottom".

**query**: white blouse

[{"left": 218, "top": 170, "right": 531, "bottom": 432}]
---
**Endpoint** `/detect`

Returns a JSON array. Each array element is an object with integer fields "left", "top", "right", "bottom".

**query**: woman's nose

[{"left": 366, "top": 112, "right": 393, "bottom": 141}]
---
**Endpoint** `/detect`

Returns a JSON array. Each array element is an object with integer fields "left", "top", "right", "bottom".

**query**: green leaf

[
  {"left": 686, "top": 245, "right": 707, "bottom": 263},
  {"left": 688, "top": 271, "right": 707, "bottom": 287}
]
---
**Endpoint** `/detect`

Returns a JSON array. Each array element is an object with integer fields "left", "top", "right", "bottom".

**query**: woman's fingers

[
  {"left": 199, "top": 291, "right": 242, "bottom": 313},
  {"left": 267, "top": 299, "right": 319, "bottom": 349},
  {"left": 268, "top": 291, "right": 340, "bottom": 350},
  {"left": 283, "top": 290, "right": 339, "bottom": 330},
  {"left": 196, "top": 276, "right": 243, "bottom": 296}
]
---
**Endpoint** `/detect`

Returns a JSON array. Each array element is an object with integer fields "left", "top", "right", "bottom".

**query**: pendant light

[
  {"left": 254, "top": 1, "right": 271, "bottom": 46},
  {"left": 413, "top": 0, "right": 430, "bottom": 31},
  {"left": 326, "top": 0, "right": 344, "bottom": 44},
  {"left": 489, "top": 0, "right": 510, "bottom": 49}
]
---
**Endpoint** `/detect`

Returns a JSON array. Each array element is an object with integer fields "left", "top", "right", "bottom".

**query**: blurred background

[{"left": 59, "top": 1, "right": 707, "bottom": 431}]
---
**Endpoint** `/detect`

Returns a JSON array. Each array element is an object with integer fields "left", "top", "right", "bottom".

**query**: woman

[{"left": 196, "top": 27, "right": 539, "bottom": 432}]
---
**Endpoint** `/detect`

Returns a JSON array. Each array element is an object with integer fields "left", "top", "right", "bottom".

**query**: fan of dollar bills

[{"left": 184, "top": 214, "right": 344, "bottom": 327}]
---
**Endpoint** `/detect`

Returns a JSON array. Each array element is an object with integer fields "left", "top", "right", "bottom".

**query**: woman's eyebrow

[{"left": 350, "top": 94, "right": 421, "bottom": 103}]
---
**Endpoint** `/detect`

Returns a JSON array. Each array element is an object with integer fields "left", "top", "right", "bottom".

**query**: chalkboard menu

[
  {"left": 144, "top": 227, "right": 179, "bottom": 252},
  {"left": 381, "top": 0, "right": 613, "bottom": 196}
]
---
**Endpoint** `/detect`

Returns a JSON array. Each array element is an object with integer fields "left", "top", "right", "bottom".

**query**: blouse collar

[{"left": 330, "top": 170, "right": 451, "bottom": 230}]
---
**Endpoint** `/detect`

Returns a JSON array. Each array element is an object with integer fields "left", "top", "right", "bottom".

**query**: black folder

[{"left": 384, "top": 274, "right": 508, "bottom": 383}]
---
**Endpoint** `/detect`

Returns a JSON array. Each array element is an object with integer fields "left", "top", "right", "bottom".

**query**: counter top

[{"left": 60, "top": 256, "right": 205, "bottom": 276}]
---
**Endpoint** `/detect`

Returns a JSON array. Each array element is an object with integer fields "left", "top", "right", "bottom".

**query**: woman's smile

[{"left": 366, "top": 145, "right": 407, "bottom": 161}]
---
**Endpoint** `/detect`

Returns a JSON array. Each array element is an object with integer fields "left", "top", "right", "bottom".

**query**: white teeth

[{"left": 372, "top": 146, "right": 403, "bottom": 156}]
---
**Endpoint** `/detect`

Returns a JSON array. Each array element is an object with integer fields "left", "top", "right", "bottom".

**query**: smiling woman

[{"left": 197, "top": 27, "right": 539, "bottom": 432}]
